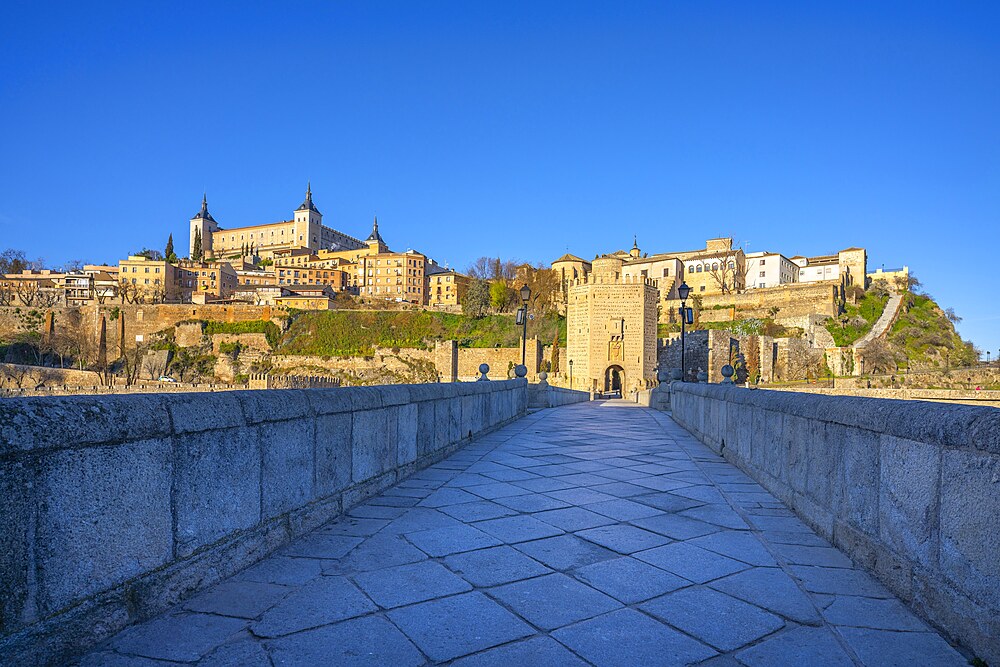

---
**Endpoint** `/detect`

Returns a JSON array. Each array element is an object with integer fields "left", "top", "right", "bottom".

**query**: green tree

[
  {"left": 192, "top": 228, "right": 203, "bottom": 261},
  {"left": 165, "top": 234, "right": 176, "bottom": 262},
  {"left": 489, "top": 280, "right": 510, "bottom": 312}
]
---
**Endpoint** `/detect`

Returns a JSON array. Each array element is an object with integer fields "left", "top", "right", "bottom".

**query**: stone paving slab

[{"left": 79, "top": 400, "right": 969, "bottom": 666}]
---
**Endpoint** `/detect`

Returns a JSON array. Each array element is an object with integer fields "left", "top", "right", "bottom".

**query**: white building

[{"left": 745, "top": 252, "right": 799, "bottom": 289}]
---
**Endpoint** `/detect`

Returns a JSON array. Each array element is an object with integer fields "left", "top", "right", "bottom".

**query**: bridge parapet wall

[
  {"left": 670, "top": 383, "right": 1000, "bottom": 665},
  {"left": 0, "top": 379, "right": 527, "bottom": 665}
]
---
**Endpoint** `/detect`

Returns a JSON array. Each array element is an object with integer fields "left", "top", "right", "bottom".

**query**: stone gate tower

[{"left": 566, "top": 255, "right": 658, "bottom": 395}]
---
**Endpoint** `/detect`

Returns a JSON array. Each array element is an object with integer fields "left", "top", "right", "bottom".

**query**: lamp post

[
  {"left": 569, "top": 359, "right": 574, "bottom": 389},
  {"left": 678, "top": 282, "right": 691, "bottom": 381},
  {"left": 519, "top": 284, "right": 531, "bottom": 367}
]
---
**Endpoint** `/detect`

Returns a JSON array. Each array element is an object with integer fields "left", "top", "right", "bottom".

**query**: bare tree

[
  {"left": 785, "top": 341, "right": 824, "bottom": 380},
  {"left": 0, "top": 284, "right": 13, "bottom": 306},
  {"left": 705, "top": 242, "right": 746, "bottom": 295},
  {"left": 142, "top": 353, "right": 164, "bottom": 380},
  {"left": 15, "top": 281, "right": 38, "bottom": 305},
  {"left": 860, "top": 338, "right": 896, "bottom": 374},
  {"left": 36, "top": 289, "right": 61, "bottom": 307}
]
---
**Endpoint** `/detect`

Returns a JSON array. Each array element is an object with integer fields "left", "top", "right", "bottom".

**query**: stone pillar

[{"left": 435, "top": 340, "right": 458, "bottom": 383}]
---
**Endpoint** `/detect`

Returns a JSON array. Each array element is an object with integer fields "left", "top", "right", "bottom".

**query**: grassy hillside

[
  {"left": 825, "top": 292, "right": 888, "bottom": 347},
  {"left": 278, "top": 310, "right": 566, "bottom": 357},
  {"left": 888, "top": 292, "right": 977, "bottom": 368}
]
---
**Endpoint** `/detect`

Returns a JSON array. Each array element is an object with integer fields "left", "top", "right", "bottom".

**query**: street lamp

[
  {"left": 678, "top": 282, "right": 691, "bottom": 381},
  {"left": 569, "top": 359, "right": 574, "bottom": 389},
  {"left": 519, "top": 284, "right": 531, "bottom": 366}
]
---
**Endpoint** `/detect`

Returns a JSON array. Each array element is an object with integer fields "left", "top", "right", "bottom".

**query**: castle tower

[
  {"left": 189, "top": 194, "right": 219, "bottom": 259},
  {"left": 294, "top": 182, "right": 324, "bottom": 251},
  {"left": 566, "top": 255, "right": 658, "bottom": 395},
  {"left": 629, "top": 235, "right": 641, "bottom": 259},
  {"left": 365, "top": 215, "right": 389, "bottom": 254}
]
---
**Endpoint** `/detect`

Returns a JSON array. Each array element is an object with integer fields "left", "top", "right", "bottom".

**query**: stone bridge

[{"left": 0, "top": 380, "right": 996, "bottom": 666}]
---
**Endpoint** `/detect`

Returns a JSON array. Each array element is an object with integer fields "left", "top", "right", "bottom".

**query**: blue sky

[{"left": 1, "top": 1, "right": 998, "bottom": 354}]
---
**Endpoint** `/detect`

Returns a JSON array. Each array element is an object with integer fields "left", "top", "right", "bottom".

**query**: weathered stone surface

[
  {"left": 0, "top": 394, "right": 171, "bottom": 455},
  {"left": 36, "top": 439, "right": 173, "bottom": 613},
  {"left": 0, "top": 460, "right": 33, "bottom": 635},
  {"left": 258, "top": 419, "right": 314, "bottom": 518},
  {"left": 173, "top": 428, "right": 260, "bottom": 557},
  {"left": 939, "top": 448, "right": 1000, "bottom": 609},
  {"left": 879, "top": 435, "right": 940, "bottom": 569},
  {"left": 314, "top": 412, "right": 352, "bottom": 497},
  {"left": 351, "top": 407, "right": 394, "bottom": 483},
  {"left": 396, "top": 403, "right": 418, "bottom": 467}
]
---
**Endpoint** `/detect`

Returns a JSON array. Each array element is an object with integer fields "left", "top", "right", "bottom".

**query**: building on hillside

[
  {"left": 867, "top": 265, "right": 910, "bottom": 290},
  {"left": 119, "top": 256, "right": 177, "bottom": 302},
  {"left": 234, "top": 285, "right": 290, "bottom": 306},
  {"left": 565, "top": 255, "right": 658, "bottom": 396},
  {"left": 0, "top": 270, "right": 65, "bottom": 306},
  {"left": 236, "top": 267, "right": 277, "bottom": 289},
  {"left": 426, "top": 266, "right": 469, "bottom": 309},
  {"left": 791, "top": 248, "right": 867, "bottom": 288},
  {"left": 173, "top": 260, "right": 239, "bottom": 302},
  {"left": 552, "top": 254, "right": 592, "bottom": 297},
  {"left": 275, "top": 284, "right": 337, "bottom": 310},
  {"left": 552, "top": 238, "right": 746, "bottom": 320},
  {"left": 275, "top": 266, "right": 349, "bottom": 291},
  {"left": 744, "top": 251, "right": 799, "bottom": 289},
  {"left": 189, "top": 186, "right": 367, "bottom": 260}
]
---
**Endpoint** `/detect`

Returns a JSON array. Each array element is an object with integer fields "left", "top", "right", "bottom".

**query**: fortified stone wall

[
  {"left": 0, "top": 363, "right": 101, "bottom": 389},
  {"left": 760, "top": 385, "right": 1000, "bottom": 408},
  {"left": 0, "top": 304, "right": 281, "bottom": 360},
  {"left": 0, "top": 380, "right": 528, "bottom": 666},
  {"left": 456, "top": 338, "right": 542, "bottom": 381},
  {"left": 669, "top": 282, "right": 840, "bottom": 324},
  {"left": 670, "top": 383, "right": 1000, "bottom": 665}
]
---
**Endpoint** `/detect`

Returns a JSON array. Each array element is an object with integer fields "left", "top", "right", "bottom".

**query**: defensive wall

[
  {"left": 665, "top": 282, "right": 840, "bottom": 325},
  {"left": 669, "top": 383, "right": 1000, "bottom": 665},
  {"left": 0, "top": 379, "right": 527, "bottom": 665}
]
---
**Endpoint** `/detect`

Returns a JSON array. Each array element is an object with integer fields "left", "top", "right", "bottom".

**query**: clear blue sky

[{"left": 1, "top": 1, "right": 997, "bottom": 354}]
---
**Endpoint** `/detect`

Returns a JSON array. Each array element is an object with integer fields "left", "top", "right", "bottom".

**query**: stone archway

[{"left": 604, "top": 365, "right": 625, "bottom": 396}]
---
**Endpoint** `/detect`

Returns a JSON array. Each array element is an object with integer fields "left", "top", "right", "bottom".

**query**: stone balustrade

[
  {"left": 0, "top": 379, "right": 527, "bottom": 665},
  {"left": 669, "top": 382, "right": 1000, "bottom": 665}
]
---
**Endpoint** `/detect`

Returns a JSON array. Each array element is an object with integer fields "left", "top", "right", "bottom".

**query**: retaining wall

[
  {"left": 0, "top": 380, "right": 528, "bottom": 666},
  {"left": 527, "top": 383, "right": 591, "bottom": 409},
  {"left": 669, "top": 383, "right": 1000, "bottom": 665}
]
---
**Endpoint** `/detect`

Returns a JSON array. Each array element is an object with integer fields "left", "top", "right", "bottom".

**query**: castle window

[
  {"left": 662, "top": 268, "right": 669, "bottom": 277},
  {"left": 712, "top": 263, "right": 719, "bottom": 271},
  {"left": 696, "top": 266, "right": 702, "bottom": 273},
  {"left": 699, "top": 285, "right": 705, "bottom": 291},
  {"left": 729, "top": 262, "right": 736, "bottom": 269},
  {"left": 760, "top": 259, "right": 766, "bottom": 265}
]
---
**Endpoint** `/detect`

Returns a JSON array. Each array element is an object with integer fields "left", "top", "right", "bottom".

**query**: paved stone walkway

[{"left": 81, "top": 401, "right": 967, "bottom": 666}]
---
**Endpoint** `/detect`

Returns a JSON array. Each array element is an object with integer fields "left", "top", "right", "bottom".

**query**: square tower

[{"left": 566, "top": 256, "right": 659, "bottom": 395}]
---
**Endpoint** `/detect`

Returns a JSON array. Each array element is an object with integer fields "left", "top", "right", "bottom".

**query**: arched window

[
  {"left": 696, "top": 265, "right": 702, "bottom": 273},
  {"left": 712, "top": 263, "right": 719, "bottom": 271}
]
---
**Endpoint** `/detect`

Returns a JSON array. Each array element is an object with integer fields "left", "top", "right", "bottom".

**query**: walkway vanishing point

[{"left": 77, "top": 401, "right": 967, "bottom": 667}]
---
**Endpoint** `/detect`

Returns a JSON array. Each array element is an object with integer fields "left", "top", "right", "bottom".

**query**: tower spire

[{"left": 296, "top": 182, "right": 320, "bottom": 214}]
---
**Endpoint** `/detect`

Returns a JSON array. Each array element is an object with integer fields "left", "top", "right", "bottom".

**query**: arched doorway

[{"left": 604, "top": 365, "right": 625, "bottom": 396}]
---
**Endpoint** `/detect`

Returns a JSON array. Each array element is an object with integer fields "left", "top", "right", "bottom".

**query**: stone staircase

[{"left": 853, "top": 293, "right": 904, "bottom": 348}]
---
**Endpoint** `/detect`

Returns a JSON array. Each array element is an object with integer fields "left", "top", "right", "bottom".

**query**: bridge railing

[
  {"left": 0, "top": 380, "right": 528, "bottom": 666},
  {"left": 669, "top": 382, "right": 1000, "bottom": 666}
]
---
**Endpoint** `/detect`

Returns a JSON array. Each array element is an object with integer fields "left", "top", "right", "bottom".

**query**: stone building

[
  {"left": 426, "top": 266, "right": 469, "bottom": 309},
  {"left": 565, "top": 255, "right": 658, "bottom": 395},
  {"left": 791, "top": 247, "right": 867, "bottom": 288},
  {"left": 189, "top": 186, "right": 366, "bottom": 260}
]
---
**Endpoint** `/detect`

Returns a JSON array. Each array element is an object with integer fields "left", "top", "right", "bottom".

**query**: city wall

[
  {"left": 670, "top": 383, "right": 1000, "bottom": 665},
  {"left": 0, "top": 380, "right": 528, "bottom": 666},
  {"left": 686, "top": 282, "right": 840, "bottom": 322}
]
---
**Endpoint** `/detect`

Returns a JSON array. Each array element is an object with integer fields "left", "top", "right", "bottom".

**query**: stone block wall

[
  {"left": 669, "top": 383, "right": 1000, "bottom": 665},
  {"left": 0, "top": 380, "right": 528, "bottom": 666}
]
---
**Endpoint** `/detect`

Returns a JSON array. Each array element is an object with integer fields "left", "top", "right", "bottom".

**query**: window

[
  {"left": 729, "top": 262, "right": 736, "bottom": 269},
  {"left": 699, "top": 285, "right": 705, "bottom": 292},
  {"left": 760, "top": 271, "right": 765, "bottom": 277},
  {"left": 662, "top": 268, "right": 669, "bottom": 277},
  {"left": 760, "top": 259, "right": 766, "bottom": 265}
]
